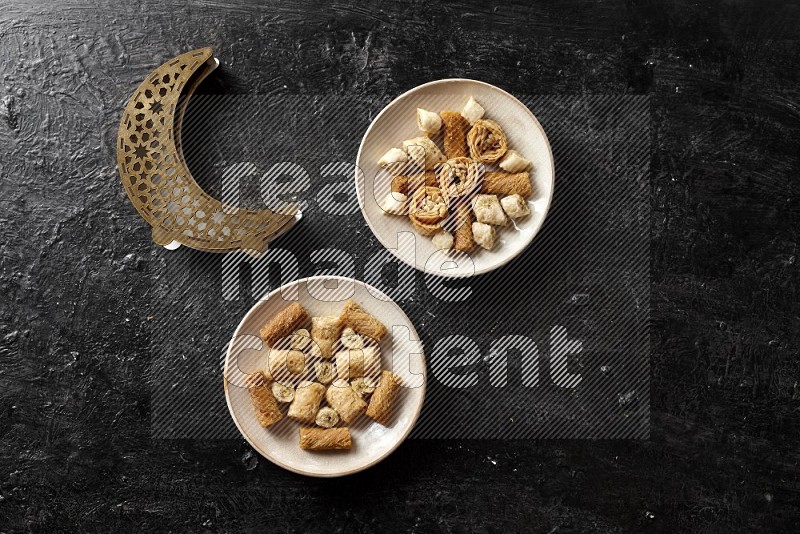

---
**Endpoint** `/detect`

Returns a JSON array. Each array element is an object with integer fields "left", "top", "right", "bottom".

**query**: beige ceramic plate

[
  {"left": 355, "top": 78, "right": 555, "bottom": 277},
  {"left": 224, "top": 276, "right": 426, "bottom": 477}
]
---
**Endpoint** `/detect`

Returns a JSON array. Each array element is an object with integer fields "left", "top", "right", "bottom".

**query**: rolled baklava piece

[
  {"left": 408, "top": 186, "right": 448, "bottom": 237},
  {"left": 287, "top": 380, "right": 326, "bottom": 424},
  {"left": 339, "top": 327, "right": 364, "bottom": 349},
  {"left": 438, "top": 157, "right": 483, "bottom": 199},
  {"left": 402, "top": 136, "right": 447, "bottom": 169},
  {"left": 351, "top": 376, "right": 379, "bottom": 397},
  {"left": 335, "top": 346, "right": 381, "bottom": 380},
  {"left": 467, "top": 119, "right": 508, "bottom": 164},
  {"left": 339, "top": 300, "right": 388, "bottom": 341},
  {"left": 314, "top": 361, "right": 335, "bottom": 385},
  {"left": 315, "top": 406, "right": 340, "bottom": 428},
  {"left": 289, "top": 329, "right": 312, "bottom": 350},
  {"left": 258, "top": 302, "right": 309, "bottom": 347},
  {"left": 271, "top": 382, "right": 294, "bottom": 403},
  {"left": 325, "top": 379, "right": 368, "bottom": 423},
  {"left": 299, "top": 427, "right": 352, "bottom": 450},
  {"left": 440, "top": 110, "right": 470, "bottom": 158},
  {"left": 245, "top": 372, "right": 283, "bottom": 428},
  {"left": 264, "top": 348, "right": 307, "bottom": 380},
  {"left": 453, "top": 202, "right": 476, "bottom": 253},
  {"left": 480, "top": 171, "right": 532, "bottom": 198},
  {"left": 311, "top": 315, "right": 341, "bottom": 358},
  {"left": 365, "top": 370, "right": 402, "bottom": 426}
]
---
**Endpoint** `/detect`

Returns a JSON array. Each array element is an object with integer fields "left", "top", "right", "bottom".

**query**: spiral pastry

[
  {"left": 438, "top": 157, "right": 483, "bottom": 199},
  {"left": 408, "top": 186, "right": 448, "bottom": 236},
  {"left": 467, "top": 119, "right": 508, "bottom": 164}
]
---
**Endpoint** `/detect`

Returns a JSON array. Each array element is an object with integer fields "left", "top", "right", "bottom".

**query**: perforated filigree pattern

[{"left": 117, "top": 47, "right": 297, "bottom": 253}]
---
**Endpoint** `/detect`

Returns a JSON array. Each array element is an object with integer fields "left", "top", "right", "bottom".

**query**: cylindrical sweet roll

[
  {"left": 299, "top": 427, "right": 352, "bottom": 450},
  {"left": 245, "top": 372, "right": 283, "bottom": 428},
  {"left": 480, "top": 171, "right": 532, "bottom": 197},
  {"left": 453, "top": 203, "right": 476, "bottom": 253},
  {"left": 440, "top": 111, "right": 471, "bottom": 158},
  {"left": 467, "top": 119, "right": 508, "bottom": 164},
  {"left": 258, "top": 302, "right": 308, "bottom": 347},
  {"left": 339, "top": 300, "right": 388, "bottom": 342},
  {"left": 365, "top": 370, "right": 402, "bottom": 426},
  {"left": 438, "top": 157, "right": 483, "bottom": 199}
]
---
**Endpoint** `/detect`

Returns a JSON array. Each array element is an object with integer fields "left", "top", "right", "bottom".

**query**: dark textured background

[{"left": 1, "top": 0, "right": 799, "bottom": 532}]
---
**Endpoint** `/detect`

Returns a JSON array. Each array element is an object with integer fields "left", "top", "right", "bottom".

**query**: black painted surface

[{"left": 1, "top": 0, "right": 799, "bottom": 532}]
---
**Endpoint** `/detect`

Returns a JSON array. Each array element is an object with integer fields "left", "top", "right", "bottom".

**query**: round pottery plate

[
  {"left": 224, "top": 276, "right": 426, "bottom": 477},
  {"left": 355, "top": 78, "right": 554, "bottom": 278}
]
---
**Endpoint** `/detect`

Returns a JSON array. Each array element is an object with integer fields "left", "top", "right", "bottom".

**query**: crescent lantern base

[{"left": 117, "top": 47, "right": 300, "bottom": 255}]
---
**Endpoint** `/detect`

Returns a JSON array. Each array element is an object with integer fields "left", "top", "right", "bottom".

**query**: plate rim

[
  {"left": 223, "top": 275, "right": 427, "bottom": 478},
  {"left": 354, "top": 77, "right": 556, "bottom": 278}
]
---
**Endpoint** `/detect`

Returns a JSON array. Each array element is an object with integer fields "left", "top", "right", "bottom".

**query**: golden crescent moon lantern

[{"left": 116, "top": 47, "right": 299, "bottom": 254}]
